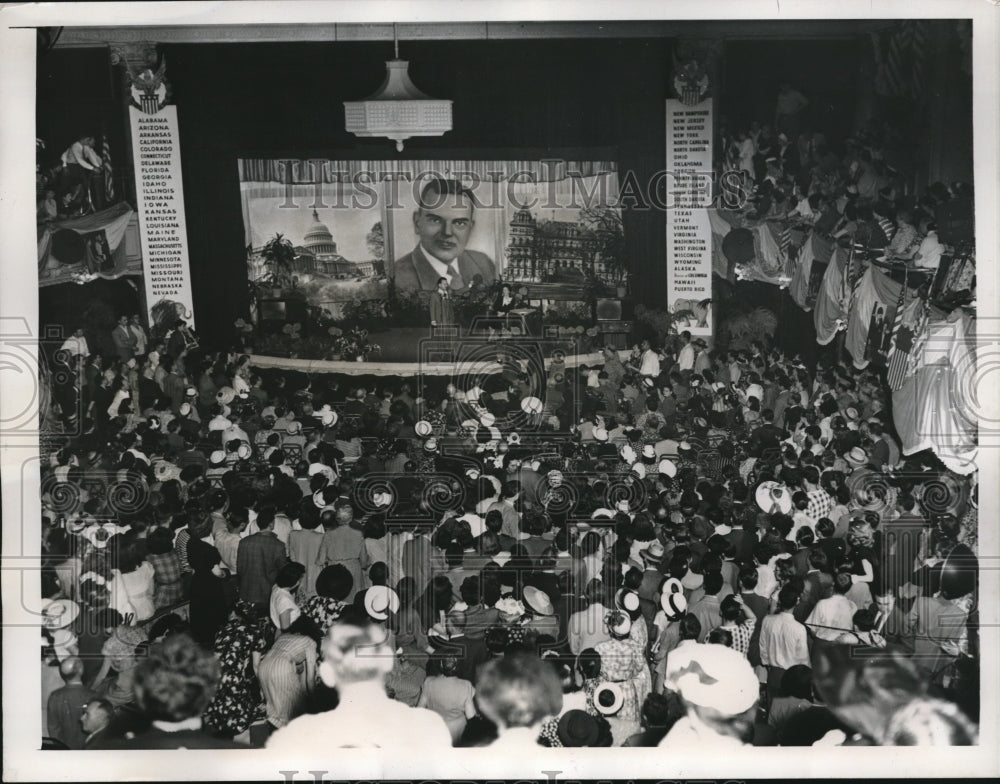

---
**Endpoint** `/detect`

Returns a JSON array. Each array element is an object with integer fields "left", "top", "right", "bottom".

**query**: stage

[
  {"left": 247, "top": 312, "right": 611, "bottom": 376},
  {"left": 249, "top": 324, "right": 605, "bottom": 376}
]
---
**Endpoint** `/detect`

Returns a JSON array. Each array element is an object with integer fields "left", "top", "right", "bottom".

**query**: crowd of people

[
  {"left": 720, "top": 115, "right": 972, "bottom": 273},
  {"left": 36, "top": 134, "right": 109, "bottom": 223},
  {"left": 38, "top": 302, "right": 980, "bottom": 751}
]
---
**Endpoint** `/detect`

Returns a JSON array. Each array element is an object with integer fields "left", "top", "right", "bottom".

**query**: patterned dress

[
  {"left": 202, "top": 603, "right": 273, "bottom": 736},
  {"left": 594, "top": 618, "right": 651, "bottom": 723},
  {"left": 581, "top": 677, "right": 602, "bottom": 716},
  {"left": 302, "top": 596, "right": 347, "bottom": 637}
]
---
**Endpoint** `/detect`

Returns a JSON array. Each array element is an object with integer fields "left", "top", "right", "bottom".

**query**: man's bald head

[{"left": 60, "top": 656, "right": 85, "bottom": 682}]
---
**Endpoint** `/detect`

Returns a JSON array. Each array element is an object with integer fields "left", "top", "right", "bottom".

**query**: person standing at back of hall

[
  {"left": 316, "top": 500, "right": 369, "bottom": 603},
  {"left": 237, "top": 508, "right": 288, "bottom": 608}
]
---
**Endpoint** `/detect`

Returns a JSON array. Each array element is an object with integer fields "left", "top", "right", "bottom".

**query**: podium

[{"left": 598, "top": 321, "right": 632, "bottom": 350}]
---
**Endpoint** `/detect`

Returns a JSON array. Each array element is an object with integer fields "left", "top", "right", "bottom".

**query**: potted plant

[
  {"left": 256, "top": 233, "right": 296, "bottom": 297},
  {"left": 579, "top": 206, "right": 628, "bottom": 297},
  {"left": 633, "top": 304, "right": 697, "bottom": 348},
  {"left": 718, "top": 306, "right": 778, "bottom": 350}
]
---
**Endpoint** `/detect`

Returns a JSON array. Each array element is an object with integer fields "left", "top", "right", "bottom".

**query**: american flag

[
  {"left": 871, "top": 21, "right": 928, "bottom": 101},
  {"left": 101, "top": 134, "right": 115, "bottom": 203},
  {"left": 885, "top": 273, "right": 919, "bottom": 390},
  {"left": 841, "top": 246, "right": 865, "bottom": 314},
  {"left": 778, "top": 226, "right": 792, "bottom": 256}
]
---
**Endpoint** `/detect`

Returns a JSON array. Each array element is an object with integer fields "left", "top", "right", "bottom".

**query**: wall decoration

[
  {"left": 666, "top": 99, "right": 714, "bottom": 337},
  {"left": 238, "top": 159, "right": 624, "bottom": 319}
]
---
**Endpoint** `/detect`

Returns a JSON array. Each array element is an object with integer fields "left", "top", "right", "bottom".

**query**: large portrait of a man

[{"left": 393, "top": 178, "right": 497, "bottom": 292}]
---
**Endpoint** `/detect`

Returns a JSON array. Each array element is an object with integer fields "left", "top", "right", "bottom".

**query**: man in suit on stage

[
  {"left": 429, "top": 276, "right": 455, "bottom": 327},
  {"left": 393, "top": 178, "right": 497, "bottom": 292}
]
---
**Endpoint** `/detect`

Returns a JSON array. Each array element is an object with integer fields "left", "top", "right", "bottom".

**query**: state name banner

[
  {"left": 129, "top": 105, "right": 196, "bottom": 330},
  {"left": 666, "top": 98, "right": 713, "bottom": 337}
]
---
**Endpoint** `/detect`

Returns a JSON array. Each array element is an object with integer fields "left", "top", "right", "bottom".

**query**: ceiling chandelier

[{"left": 344, "top": 28, "right": 453, "bottom": 152}]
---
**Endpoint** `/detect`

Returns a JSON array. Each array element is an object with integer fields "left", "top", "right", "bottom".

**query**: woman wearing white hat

[
  {"left": 650, "top": 579, "right": 688, "bottom": 693},
  {"left": 593, "top": 609, "right": 652, "bottom": 735}
]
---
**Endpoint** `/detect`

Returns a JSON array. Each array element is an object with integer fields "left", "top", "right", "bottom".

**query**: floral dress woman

[
  {"left": 301, "top": 595, "right": 347, "bottom": 637},
  {"left": 202, "top": 601, "right": 274, "bottom": 737},
  {"left": 594, "top": 618, "right": 651, "bottom": 723}
]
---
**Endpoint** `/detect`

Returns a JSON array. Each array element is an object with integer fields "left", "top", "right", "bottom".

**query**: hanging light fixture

[{"left": 344, "top": 27, "right": 452, "bottom": 152}]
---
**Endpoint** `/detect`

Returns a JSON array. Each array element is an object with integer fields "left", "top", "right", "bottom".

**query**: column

[{"left": 110, "top": 42, "right": 198, "bottom": 333}]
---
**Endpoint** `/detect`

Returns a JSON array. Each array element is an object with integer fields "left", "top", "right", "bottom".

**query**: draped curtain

[{"left": 892, "top": 311, "right": 977, "bottom": 475}]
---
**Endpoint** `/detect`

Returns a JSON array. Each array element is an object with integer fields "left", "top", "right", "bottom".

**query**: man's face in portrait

[{"left": 413, "top": 190, "right": 475, "bottom": 263}]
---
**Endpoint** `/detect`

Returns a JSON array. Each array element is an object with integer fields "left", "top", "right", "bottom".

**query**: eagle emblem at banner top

[
  {"left": 673, "top": 58, "right": 710, "bottom": 106},
  {"left": 125, "top": 58, "right": 171, "bottom": 115}
]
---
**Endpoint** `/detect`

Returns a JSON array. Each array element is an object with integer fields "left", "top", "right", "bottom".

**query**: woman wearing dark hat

[
  {"left": 302, "top": 564, "right": 354, "bottom": 637},
  {"left": 539, "top": 709, "right": 612, "bottom": 747}
]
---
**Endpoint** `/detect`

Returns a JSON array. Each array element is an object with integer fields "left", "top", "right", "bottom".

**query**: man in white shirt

[
  {"left": 221, "top": 414, "right": 250, "bottom": 448},
  {"left": 267, "top": 623, "right": 452, "bottom": 751},
  {"left": 759, "top": 584, "right": 811, "bottom": 700},
  {"left": 692, "top": 338, "right": 711, "bottom": 376},
  {"left": 743, "top": 375, "right": 765, "bottom": 405},
  {"left": 213, "top": 515, "right": 246, "bottom": 574},
  {"left": 676, "top": 331, "right": 695, "bottom": 373},
  {"left": 60, "top": 328, "right": 90, "bottom": 360},
  {"left": 60, "top": 135, "right": 102, "bottom": 211},
  {"left": 207, "top": 405, "right": 232, "bottom": 432},
  {"left": 913, "top": 223, "right": 944, "bottom": 271},
  {"left": 806, "top": 572, "right": 857, "bottom": 642},
  {"left": 487, "top": 480, "right": 522, "bottom": 541},
  {"left": 632, "top": 339, "right": 661, "bottom": 378}
]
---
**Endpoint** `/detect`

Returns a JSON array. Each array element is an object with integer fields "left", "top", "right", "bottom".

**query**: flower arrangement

[
  {"left": 327, "top": 325, "right": 381, "bottom": 362},
  {"left": 453, "top": 281, "right": 496, "bottom": 325},
  {"left": 341, "top": 290, "right": 428, "bottom": 329}
]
